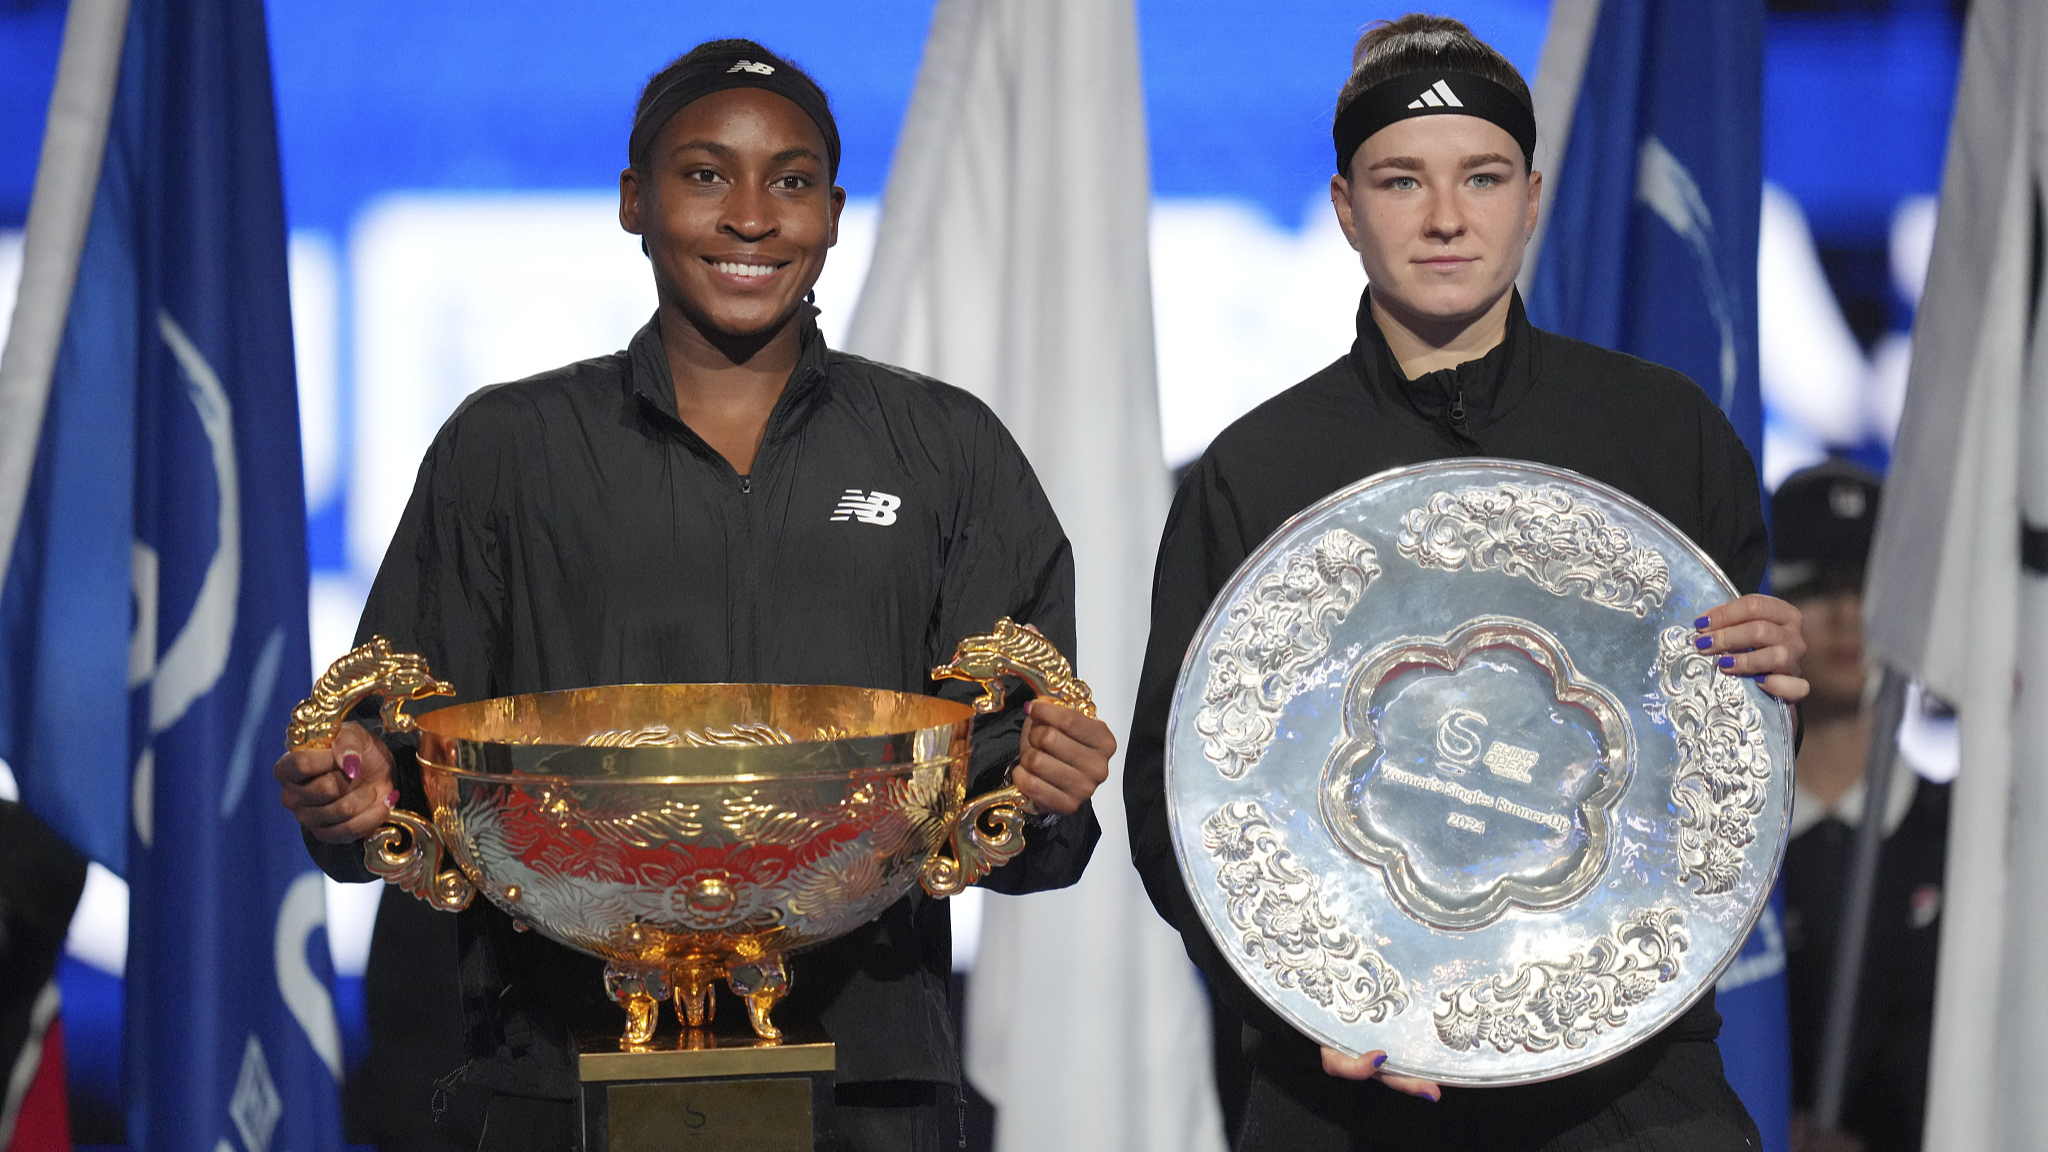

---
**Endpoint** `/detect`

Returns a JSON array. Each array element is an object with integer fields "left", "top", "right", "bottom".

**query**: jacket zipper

[{"left": 1449, "top": 383, "right": 1468, "bottom": 434}]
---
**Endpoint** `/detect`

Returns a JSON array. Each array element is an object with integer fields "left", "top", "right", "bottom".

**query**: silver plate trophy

[{"left": 1165, "top": 459, "right": 1794, "bottom": 1086}]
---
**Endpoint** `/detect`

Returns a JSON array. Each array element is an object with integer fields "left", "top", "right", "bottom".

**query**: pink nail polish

[
  {"left": 340, "top": 751, "right": 360, "bottom": 780},
  {"left": 385, "top": 791, "right": 400, "bottom": 807}
]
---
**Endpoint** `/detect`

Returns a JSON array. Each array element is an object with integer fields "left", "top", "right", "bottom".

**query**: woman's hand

[
  {"left": 1013, "top": 701, "right": 1115, "bottom": 814},
  {"left": 1695, "top": 594, "right": 1809, "bottom": 703},
  {"left": 273, "top": 721, "right": 399, "bottom": 843},
  {"left": 1321, "top": 1046, "right": 1441, "bottom": 1101}
]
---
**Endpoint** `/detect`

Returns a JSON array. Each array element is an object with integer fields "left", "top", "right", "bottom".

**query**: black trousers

[{"left": 1230, "top": 1035, "right": 1760, "bottom": 1152}]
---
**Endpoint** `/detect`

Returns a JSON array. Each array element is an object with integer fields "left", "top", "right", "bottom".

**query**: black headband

[
  {"left": 1333, "top": 70, "right": 1537, "bottom": 175},
  {"left": 629, "top": 48, "right": 842, "bottom": 178}
]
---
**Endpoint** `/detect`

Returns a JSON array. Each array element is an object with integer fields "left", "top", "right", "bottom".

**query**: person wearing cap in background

[
  {"left": 1774, "top": 461, "right": 1948, "bottom": 1152},
  {"left": 270, "top": 38, "right": 1116, "bottom": 1150},
  {"left": 1126, "top": 13, "right": 1810, "bottom": 1151}
]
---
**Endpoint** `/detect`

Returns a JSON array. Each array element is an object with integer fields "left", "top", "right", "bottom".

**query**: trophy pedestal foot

[
  {"left": 619, "top": 995, "right": 659, "bottom": 1047},
  {"left": 727, "top": 957, "right": 791, "bottom": 1043},
  {"left": 574, "top": 1022, "right": 835, "bottom": 1152},
  {"left": 602, "top": 963, "right": 674, "bottom": 1049},
  {"left": 674, "top": 969, "right": 716, "bottom": 1029},
  {"left": 744, "top": 992, "right": 785, "bottom": 1042}
]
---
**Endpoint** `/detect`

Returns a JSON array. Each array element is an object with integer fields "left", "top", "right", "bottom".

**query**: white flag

[
  {"left": 845, "top": 0, "right": 1225, "bottom": 1149},
  {"left": 1861, "top": 0, "right": 2048, "bottom": 1145}
]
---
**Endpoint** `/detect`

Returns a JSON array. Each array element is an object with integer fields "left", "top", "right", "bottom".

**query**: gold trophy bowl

[{"left": 286, "top": 620, "right": 1090, "bottom": 1049}]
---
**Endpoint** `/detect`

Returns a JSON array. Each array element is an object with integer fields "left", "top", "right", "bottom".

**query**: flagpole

[
  {"left": 0, "top": 0, "right": 131, "bottom": 587},
  {"left": 1811, "top": 665, "right": 1909, "bottom": 1130}
]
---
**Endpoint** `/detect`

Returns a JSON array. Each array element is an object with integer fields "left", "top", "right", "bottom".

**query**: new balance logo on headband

[
  {"left": 831, "top": 489, "right": 901, "bottom": 526},
  {"left": 1407, "top": 80, "right": 1465, "bottom": 109},
  {"left": 727, "top": 60, "right": 776, "bottom": 75}
]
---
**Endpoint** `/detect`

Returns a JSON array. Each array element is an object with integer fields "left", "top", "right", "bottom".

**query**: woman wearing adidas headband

[
  {"left": 1126, "top": 15, "right": 1808, "bottom": 1151},
  {"left": 273, "top": 38, "right": 1113, "bottom": 1150}
]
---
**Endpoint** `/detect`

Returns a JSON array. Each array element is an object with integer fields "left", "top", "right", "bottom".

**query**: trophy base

[{"left": 575, "top": 1024, "right": 836, "bottom": 1152}]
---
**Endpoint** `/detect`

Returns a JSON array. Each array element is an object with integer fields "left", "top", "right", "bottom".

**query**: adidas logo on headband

[
  {"left": 1407, "top": 80, "right": 1464, "bottom": 109},
  {"left": 728, "top": 60, "right": 776, "bottom": 75},
  {"left": 1335, "top": 70, "right": 1536, "bottom": 173}
]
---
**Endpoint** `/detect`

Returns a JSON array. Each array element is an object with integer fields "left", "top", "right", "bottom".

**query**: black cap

[{"left": 1769, "top": 459, "right": 1881, "bottom": 597}]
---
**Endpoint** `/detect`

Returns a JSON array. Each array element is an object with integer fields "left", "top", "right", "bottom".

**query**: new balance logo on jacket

[
  {"left": 832, "top": 489, "right": 901, "bottom": 525},
  {"left": 1408, "top": 79, "right": 1464, "bottom": 109}
]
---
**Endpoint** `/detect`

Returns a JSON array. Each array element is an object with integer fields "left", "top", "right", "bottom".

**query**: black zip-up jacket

[
  {"left": 1127, "top": 290, "right": 1768, "bottom": 1144},
  {"left": 307, "top": 316, "right": 1099, "bottom": 1101}
]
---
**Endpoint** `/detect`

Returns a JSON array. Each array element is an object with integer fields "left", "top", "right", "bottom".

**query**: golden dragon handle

[
  {"left": 286, "top": 637, "right": 473, "bottom": 912},
  {"left": 922, "top": 619, "right": 1095, "bottom": 897}
]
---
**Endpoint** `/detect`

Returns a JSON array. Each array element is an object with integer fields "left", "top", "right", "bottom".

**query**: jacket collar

[
  {"left": 627, "top": 313, "right": 833, "bottom": 445},
  {"left": 1346, "top": 288, "right": 1538, "bottom": 440}
]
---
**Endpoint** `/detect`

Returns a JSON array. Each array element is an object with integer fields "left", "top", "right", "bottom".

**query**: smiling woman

[
  {"left": 624, "top": 90, "right": 839, "bottom": 324},
  {"left": 618, "top": 44, "right": 848, "bottom": 475},
  {"left": 275, "top": 34, "right": 1117, "bottom": 1152}
]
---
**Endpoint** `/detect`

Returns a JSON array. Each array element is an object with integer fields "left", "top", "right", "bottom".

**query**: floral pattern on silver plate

[
  {"left": 1164, "top": 460, "right": 1793, "bottom": 1087},
  {"left": 1655, "top": 625, "right": 1774, "bottom": 896},
  {"left": 1204, "top": 800, "right": 1407, "bottom": 1024},
  {"left": 1195, "top": 529, "right": 1380, "bottom": 780},
  {"left": 1433, "top": 906, "right": 1688, "bottom": 1053},
  {"left": 1396, "top": 483, "right": 1672, "bottom": 617}
]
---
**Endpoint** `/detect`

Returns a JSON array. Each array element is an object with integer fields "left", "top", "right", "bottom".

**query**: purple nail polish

[
  {"left": 340, "top": 750, "right": 360, "bottom": 780},
  {"left": 1755, "top": 674, "right": 1769, "bottom": 683},
  {"left": 1694, "top": 635, "right": 1713, "bottom": 650},
  {"left": 1425, "top": 1092, "right": 1440, "bottom": 1103},
  {"left": 1694, "top": 615, "right": 1711, "bottom": 629},
  {"left": 1717, "top": 656, "right": 1735, "bottom": 669},
  {"left": 1373, "top": 1053, "right": 1388, "bottom": 1068}
]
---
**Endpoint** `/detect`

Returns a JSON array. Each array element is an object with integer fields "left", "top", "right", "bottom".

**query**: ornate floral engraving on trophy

[
  {"left": 1396, "top": 484, "right": 1672, "bottom": 617},
  {"left": 1434, "top": 906, "right": 1688, "bottom": 1053},
  {"left": 1196, "top": 530, "right": 1380, "bottom": 779},
  {"left": 1204, "top": 800, "right": 1408, "bottom": 1024},
  {"left": 581, "top": 723, "right": 797, "bottom": 748},
  {"left": 1656, "top": 625, "right": 1774, "bottom": 895}
]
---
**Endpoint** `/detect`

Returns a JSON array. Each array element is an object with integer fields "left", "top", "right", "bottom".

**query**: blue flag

[
  {"left": 1525, "top": 2, "right": 1786, "bottom": 1147},
  {"left": 1527, "top": 0, "right": 1766, "bottom": 459},
  {"left": 1715, "top": 883, "right": 1794, "bottom": 1150},
  {"left": 0, "top": 0, "right": 343, "bottom": 1146}
]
